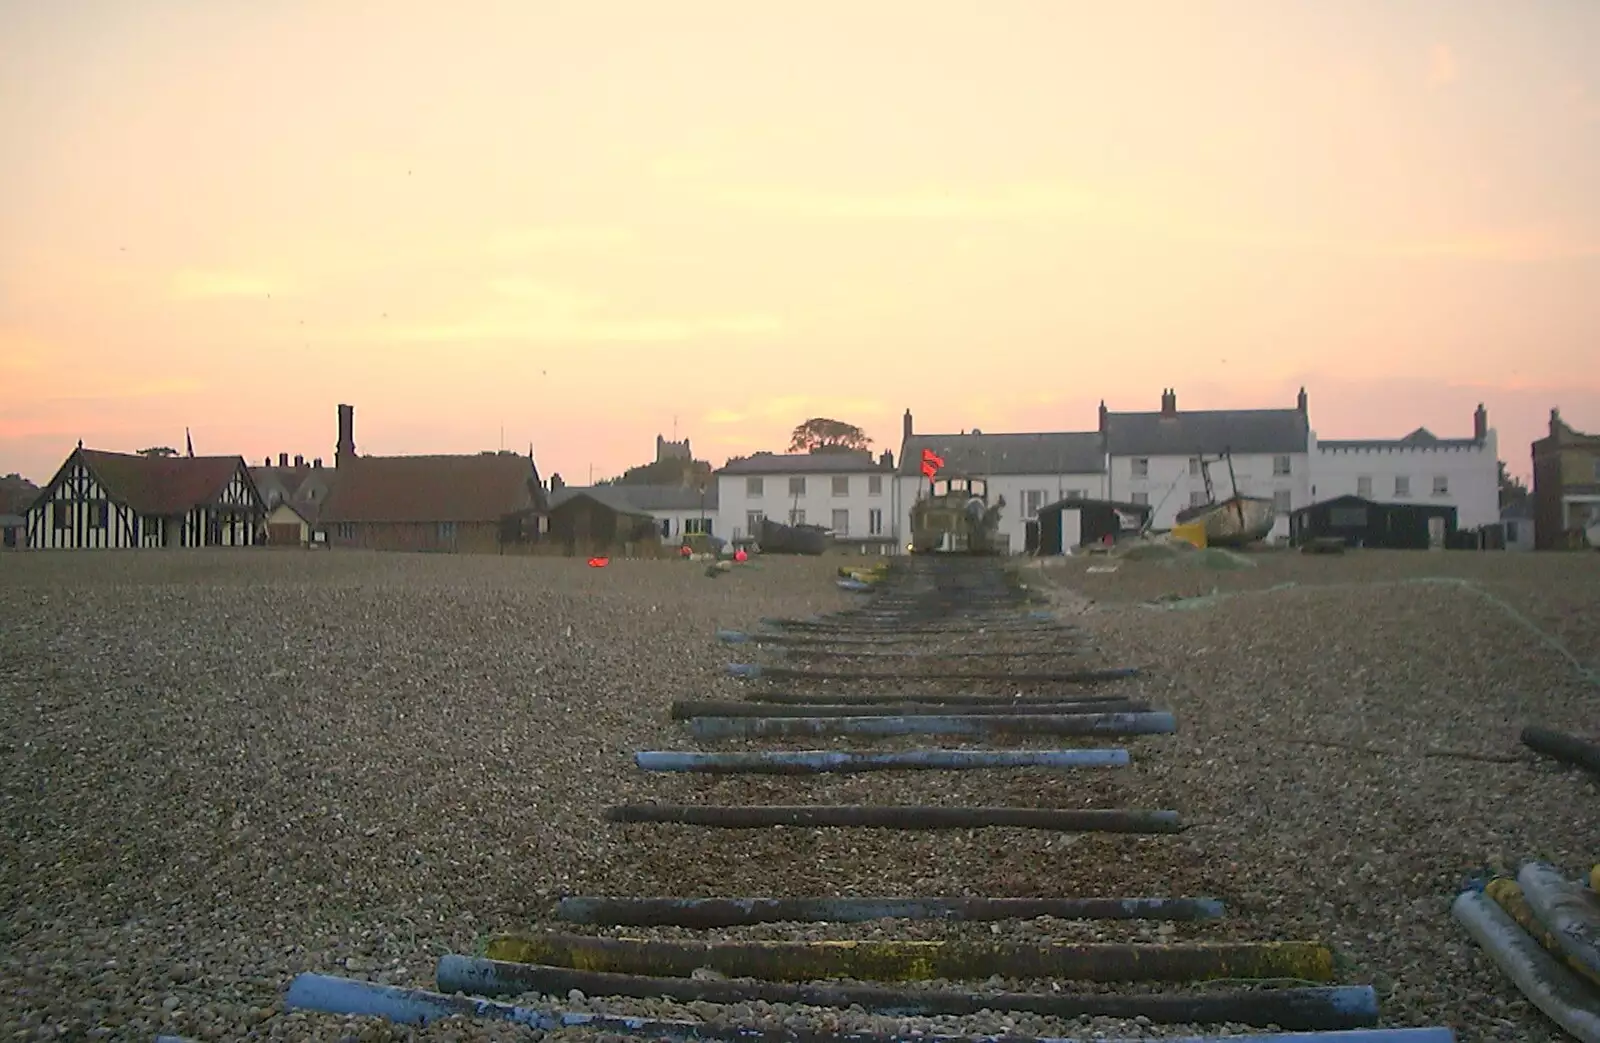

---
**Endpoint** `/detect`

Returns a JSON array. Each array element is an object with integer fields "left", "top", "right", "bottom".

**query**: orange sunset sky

[{"left": 3, "top": 0, "right": 1598, "bottom": 485}]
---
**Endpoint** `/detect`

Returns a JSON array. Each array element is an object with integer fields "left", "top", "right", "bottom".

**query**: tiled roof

[
  {"left": 78, "top": 450, "right": 254, "bottom": 516},
  {"left": 1317, "top": 427, "right": 1483, "bottom": 451},
  {"left": 250, "top": 465, "right": 338, "bottom": 524},
  {"left": 547, "top": 486, "right": 658, "bottom": 519},
  {"left": 897, "top": 432, "right": 1105, "bottom": 477},
  {"left": 319, "top": 454, "right": 545, "bottom": 524},
  {"left": 1103, "top": 409, "right": 1309, "bottom": 457},
  {"left": 719, "top": 451, "right": 891, "bottom": 476}
]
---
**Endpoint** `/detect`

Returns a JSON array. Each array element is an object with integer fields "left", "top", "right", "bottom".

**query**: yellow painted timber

[
  {"left": 1170, "top": 523, "right": 1208, "bottom": 549},
  {"left": 1485, "top": 877, "right": 1600, "bottom": 989},
  {"left": 484, "top": 933, "right": 1334, "bottom": 984}
]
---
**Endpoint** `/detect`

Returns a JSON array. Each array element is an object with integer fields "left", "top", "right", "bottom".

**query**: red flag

[{"left": 920, "top": 447, "right": 944, "bottom": 480}]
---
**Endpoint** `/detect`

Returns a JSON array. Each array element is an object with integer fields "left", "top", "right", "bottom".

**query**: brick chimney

[
  {"left": 293, "top": 454, "right": 304, "bottom": 468},
  {"left": 1297, "top": 387, "right": 1308, "bottom": 413},
  {"left": 1098, "top": 400, "right": 1108, "bottom": 433},
  {"left": 279, "top": 452, "right": 289, "bottom": 467},
  {"left": 902, "top": 408, "right": 914, "bottom": 443},
  {"left": 1160, "top": 388, "right": 1177, "bottom": 417},
  {"left": 550, "top": 473, "right": 565, "bottom": 492},
  {"left": 336, "top": 404, "right": 356, "bottom": 468},
  {"left": 879, "top": 450, "right": 894, "bottom": 469},
  {"left": 1473, "top": 403, "right": 1487, "bottom": 441},
  {"left": 313, "top": 458, "right": 322, "bottom": 468}
]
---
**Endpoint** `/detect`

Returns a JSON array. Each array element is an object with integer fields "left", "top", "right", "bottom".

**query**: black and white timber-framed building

[{"left": 25, "top": 444, "right": 268, "bottom": 550}]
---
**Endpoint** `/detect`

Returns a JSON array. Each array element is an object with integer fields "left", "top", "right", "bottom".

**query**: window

[
  {"left": 1273, "top": 455, "right": 1292, "bottom": 476},
  {"left": 868, "top": 508, "right": 883, "bottom": 535},
  {"left": 1593, "top": 458, "right": 1600, "bottom": 481},
  {"left": 1132, "top": 458, "right": 1149, "bottom": 478},
  {"left": 336, "top": 523, "right": 355, "bottom": 540},
  {"left": 1433, "top": 475, "right": 1449, "bottom": 496},
  {"left": 1504, "top": 521, "right": 1519, "bottom": 542},
  {"left": 93, "top": 502, "right": 108, "bottom": 528},
  {"left": 745, "top": 510, "right": 764, "bottom": 534},
  {"left": 659, "top": 518, "right": 672, "bottom": 538},
  {"left": 832, "top": 476, "right": 849, "bottom": 496},
  {"left": 1064, "top": 489, "right": 1086, "bottom": 500},
  {"left": 1356, "top": 475, "right": 1372, "bottom": 498},
  {"left": 685, "top": 517, "right": 711, "bottom": 535},
  {"left": 788, "top": 477, "right": 806, "bottom": 496},
  {"left": 1024, "top": 490, "right": 1046, "bottom": 518},
  {"left": 438, "top": 521, "right": 456, "bottom": 542},
  {"left": 746, "top": 477, "right": 763, "bottom": 497},
  {"left": 1394, "top": 476, "right": 1410, "bottom": 497},
  {"left": 832, "top": 509, "right": 849, "bottom": 534},
  {"left": 868, "top": 475, "right": 883, "bottom": 496},
  {"left": 1189, "top": 457, "right": 1200, "bottom": 476},
  {"left": 1130, "top": 492, "right": 1149, "bottom": 505},
  {"left": 1190, "top": 491, "right": 1209, "bottom": 507},
  {"left": 789, "top": 509, "right": 806, "bottom": 525},
  {"left": 1273, "top": 489, "right": 1291, "bottom": 513},
  {"left": 1330, "top": 505, "right": 1369, "bottom": 527}
]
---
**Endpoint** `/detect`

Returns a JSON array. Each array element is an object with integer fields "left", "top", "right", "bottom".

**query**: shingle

[
  {"left": 1103, "top": 410, "right": 1309, "bottom": 457},
  {"left": 719, "top": 451, "right": 891, "bottom": 476},
  {"left": 896, "top": 432, "right": 1105, "bottom": 477},
  {"left": 78, "top": 450, "right": 255, "bottom": 516},
  {"left": 319, "top": 455, "right": 545, "bottom": 524}
]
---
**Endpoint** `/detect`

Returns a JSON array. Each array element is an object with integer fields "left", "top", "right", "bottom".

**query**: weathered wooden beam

[
  {"left": 603, "top": 804, "right": 1181, "bottom": 833},
  {"left": 632, "top": 748, "right": 1131, "bottom": 774},
  {"left": 553, "top": 895, "right": 1226, "bottom": 926},
  {"left": 687, "top": 711, "right": 1177, "bottom": 740},
  {"left": 434, "top": 956, "right": 1381, "bottom": 1031},
  {"left": 482, "top": 932, "right": 1333, "bottom": 984}
]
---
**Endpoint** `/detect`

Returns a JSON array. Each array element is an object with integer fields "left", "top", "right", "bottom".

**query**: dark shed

[
  {"left": 1289, "top": 495, "right": 1457, "bottom": 550},
  {"left": 547, "top": 489, "right": 660, "bottom": 556},
  {"left": 1036, "top": 497, "right": 1153, "bottom": 554}
]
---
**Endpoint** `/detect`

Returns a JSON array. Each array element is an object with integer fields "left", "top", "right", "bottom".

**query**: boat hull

[
  {"left": 758, "top": 518, "right": 830, "bottom": 555},
  {"left": 1175, "top": 496, "right": 1277, "bottom": 547}
]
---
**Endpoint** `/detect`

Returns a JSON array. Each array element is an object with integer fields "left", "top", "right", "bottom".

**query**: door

[{"left": 1427, "top": 516, "right": 1445, "bottom": 549}]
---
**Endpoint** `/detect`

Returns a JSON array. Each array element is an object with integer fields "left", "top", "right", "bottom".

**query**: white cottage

[
  {"left": 1101, "top": 389, "right": 1313, "bottom": 540},
  {"left": 716, "top": 450, "right": 897, "bottom": 551},
  {"left": 1310, "top": 405, "right": 1500, "bottom": 532},
  {"left": 896, "top": 410, "right": 1107, "bottom": 554},
  {"left": 27, "top": 444, "right": 266, "bottom": 550}
]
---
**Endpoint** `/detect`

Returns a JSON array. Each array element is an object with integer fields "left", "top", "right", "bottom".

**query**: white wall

[
  {"left": 718, "top": 470, "right": 893, "bottom": 542},
  {"left": 1309, "top": 430, "right": 1500, "bottom": 530},
  {"left": 648, "top": 507, "right": 718, "bottom": 541},
  {"left": 1106, "top": 451, "right": 1311, "bottom": 540},
  {"left": 893, "top": 472, "right": 1107, "bottom": 554}
]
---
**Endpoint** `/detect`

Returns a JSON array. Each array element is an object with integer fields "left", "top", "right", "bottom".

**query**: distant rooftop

[
  {"left": 718, "top": 451, "right": 892, "bottom": 476},
  {"left": 898, "top": 432, "right": 1105, "bottom": 477}
]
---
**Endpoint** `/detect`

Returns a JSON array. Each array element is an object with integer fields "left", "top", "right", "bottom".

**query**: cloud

[
  {"left": 1427, "top": 44, "right": 1459, "bottom": 89},
  {"left": 169, "top": 270, "right": 283, "bottom": 300},
  {"left": 714, "top": 182, "right": 1113, "bottom": 222},
  {"left": 484, "top": 226, "right": 637, "bottom": 256}
]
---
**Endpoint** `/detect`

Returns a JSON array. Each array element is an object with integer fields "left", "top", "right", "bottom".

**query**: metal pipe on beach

[
  {"left": 686, "top": 711, "right": 1177, "bottom": 740},
  {"left": 632, "top": 748, "right": 1131, "bottom": 773},
  {"left": 553, "top": 894, "right": 1226, "bottom": 926}
]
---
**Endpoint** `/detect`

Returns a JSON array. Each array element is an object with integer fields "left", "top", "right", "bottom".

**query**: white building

[
  {"left": 624, "top": 483, "right": 719, "bottom": 542},
  {"left": 715, "top": 450, "right": 897, "bottom": 551},
  {"left": 896, "top": 411, "right": 1108, "bottom": 554},
  {"left": 1310, "top": 405, "right": 1500, "bottom": 531},
  {"left": 1101, "top": 389, "right": 1313, "bottom": 540}
]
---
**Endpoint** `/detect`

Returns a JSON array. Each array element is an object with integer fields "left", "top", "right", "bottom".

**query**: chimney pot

[
  {"left": 313, "top": 457, "right": 322, "bottom": 468},
  {"left": 294, "top": 454, "right": 304, "bottom": 468},
  {"left": 902, "top": 408, "right": 914, "bottom": 443},
  {"left": 279, "top": 452, "right": 289, "bottom": 467},
  {"left": 1473, "top": 403, "right": 1488, "bottom": 441},
  {"left": 1297, "top": 387, "right": 1308, "bottom": 413}
]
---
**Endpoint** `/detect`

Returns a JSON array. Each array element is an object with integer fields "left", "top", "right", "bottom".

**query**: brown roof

[
  {"left": 319, "top": 454, "right": 546, "bottom": 524},
  {"left": 77, "top": 449, "right": 256, "bottom": 516}
]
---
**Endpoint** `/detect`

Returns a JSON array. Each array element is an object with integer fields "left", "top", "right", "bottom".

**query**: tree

[
  {"left": 1498, "top": 460, "right": 1529, "bottom": 508},
  {"left": 137, "top": 446, "right": 178, "bottom": 458},
  {"left": 788, "top": 418, "right": 871, "bottom": 454},
  {"left": 598, "top": 456, "right": 713, "bottom": 487}
]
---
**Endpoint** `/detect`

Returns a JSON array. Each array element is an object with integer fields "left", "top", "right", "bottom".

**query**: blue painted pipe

[
  {"left": 285, "top": 972, "right": 1455, "bottom": 1042},
  {"left": 687, "top": 711, "right": 1177, "bottom": 740},
  {"left": 717, "top": 629, "right": 753, "bottom": 643},
  {"left": 837, "top": 579, "right": 873, "bottom": 592},
  {"left": 635, "top": 749, "right": 1131, "bottom": 772}
]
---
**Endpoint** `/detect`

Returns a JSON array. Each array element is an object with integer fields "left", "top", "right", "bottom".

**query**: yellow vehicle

[{"left": 909, "top": 475, "right": 1007, "bottom": 555}]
